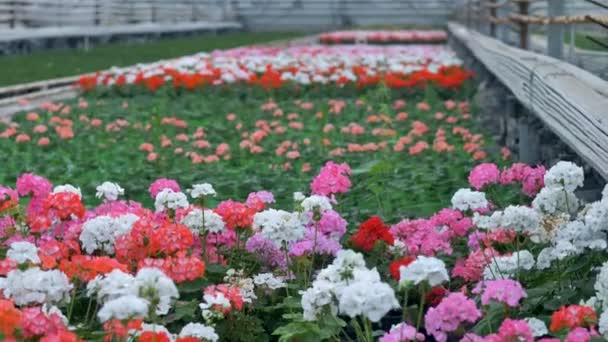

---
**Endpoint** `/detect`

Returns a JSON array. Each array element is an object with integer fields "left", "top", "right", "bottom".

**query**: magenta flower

[
  {"left": 379, "top": 323, "right": 425, "bottom": 342},
  {"left": 468, "top": 163, "right": 500, "bottom": 190},
  {"left": 310, "top": 161, "right": 352, "bottom": 196},
  {"left": 16, "top": 173, "right": 52, "bottom": 198},
  {"left": 148, "top": 178, "right": 180, "bottom": 198},
  {"left": 474, "top": 279, "right": 527, "bottom": 307},
  {"left": 425, "top": 293, "right": 482, "bottom": 342}
]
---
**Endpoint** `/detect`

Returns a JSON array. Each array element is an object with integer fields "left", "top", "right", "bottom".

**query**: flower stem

[{"left": 415, "top": 288, "right": 426, "bottom": 331}]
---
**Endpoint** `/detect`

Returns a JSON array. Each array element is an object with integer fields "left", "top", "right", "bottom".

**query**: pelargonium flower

[
  {"left": 215, "top": 200, "right": 256, "bottom": 230},
  {"left": 550, "top": 305, "right": 598, "bottom": 333},
  {"left": 565, "top": 327, "right": 594, "bottom": 342},
  {"left": 148, "top": 178, "right": 180, "bottom": 198},
  {"left": 138, "top": 252, "right": 206, "bottom": 284},
  {"left": 21, "top": 305, "right": 67, "bottom": 338},
  {"left": 44, "top": 192, "right": 85, "bottom": 220},
  {"left": 0, "top": 299, "right": 22, "bottom": 338},
  {"left": 310, "top": 161, "right": 352, "bottom": 196},
  {"left": 400, "top": 255, "right": 449, "bottom": 287},
  {"left": 425, "top": 292, "right": 482, "bottom": 342},
  {"left": 245, "top": 233, "right": 286, "bottom": 269},
  {"left": 350, "top": 216, "right": 394, "bottom": 252},
  {"left": 390, "top": 218, "right": 452, "bottom": 256},
  {"left": 486, "top": 318, "right": 534, "bottom": 342},
  {"left": 311, "top": 209, "right": 347, "bottom": 240},
  {"left": 473, "top": 279, "right": 527, "bottom": 307},
  {"left": 452, "top": 247, "right": 498, "bottom": 282},
  {"left": 95, "top": 181, "right": 124, "bottom": 202},
  {"left": 468, "top": 163, "right": 500, "bottom": 190},
  {"left": 379, "top": 323, "right": 425, "bottom": 342},
  {"left": 16, "top": 173, "right": 52, "bottom": 198},
  {"left": 0, "top": 186, "right": 18, "bottom": 212},
  {"left": 521, "top": 165, "right": 546, "bottom": 196},
  {"left": 179, "top": 322, "right": 219, "bottom": 342},
  {"left": 289, "top": 229, "right": 342, "bottom": 257},
  {"left": 59, "top": 255, "right": 129, "bottom": 282},
  {"left": 190, "top": 183, "right": 216, "bottom": 199}
]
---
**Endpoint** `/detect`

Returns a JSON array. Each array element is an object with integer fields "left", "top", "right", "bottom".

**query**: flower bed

[
  {"left": 1, "top": 44, "right": 489, "bottom": 221},
  {"left": 318, "top": 30, "right": 448, "bottom": 45},
  {"left": 76, "top": 45, "right": 469, "bottom": 92},
  {"left": 5, "top": 40, "right": 594, "bottom": 342},
  {"left": 0, "top": 160, "right": 606, "bottom": 341}
]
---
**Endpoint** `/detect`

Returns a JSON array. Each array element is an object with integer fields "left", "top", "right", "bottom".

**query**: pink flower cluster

[
  {"left": 148, "top": 178, "right": 181, "bottom": 198},
  {"left": 473, "top": 279, "right": 527, "bottom": 307},
  {"left": 379, "top": 323, "right": 425, "bottom": 342},
  {"left": 468, "top": 162, "right": 546, "bottom": 196},
  {"left": 310, "top": 161, "right": 352, "bottom": 197},
  {"left": 425, "top": 292, "right": 482, "bottom": 342}
]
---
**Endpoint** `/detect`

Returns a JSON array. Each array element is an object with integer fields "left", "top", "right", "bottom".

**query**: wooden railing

[
  {"left": 459, "top": 0, "right": 608, "bottom": 58},
  {"left": 448, "top": 21, "right": 608, "bottom": 178}
]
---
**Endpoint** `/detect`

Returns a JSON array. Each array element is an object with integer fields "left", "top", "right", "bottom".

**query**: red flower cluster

[
  {"left": 138, "top": 251, "right": 206, "bottom": 284},
  {"left": 114, "top": 218, "right": 194, "bottom": 265},
  {"left": 43, "top": 192, "right": 85, "bottom": 220},
  {"left": 59, "top": 255, "right": 129, "bottom": 282},
  {"left": 215, "top": 200, "right": 257, "bottom": 230},
  {"left": 550, "top": 305, "right": 598, "bottom": 333},
  {"left": 350, "top": 216, "right": 394, "bottom": 251}
]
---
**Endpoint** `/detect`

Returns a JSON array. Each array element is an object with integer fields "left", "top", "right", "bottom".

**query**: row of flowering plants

[
  {"left": 75, "top": 45, "right": 470, "bottom": 93},
  {"left": 318, "top": 30, "right": 448, "bottom": 45},
  {"left": 0, "top": 159, "right": 607, "bottom": 341}
]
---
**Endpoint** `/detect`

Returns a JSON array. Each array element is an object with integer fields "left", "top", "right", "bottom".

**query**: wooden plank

[{"left": 448, "top": 21, "right": 608, "bottom": 179}]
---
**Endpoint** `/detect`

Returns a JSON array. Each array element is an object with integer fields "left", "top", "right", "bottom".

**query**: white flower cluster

[
  {"left": 97, "top": 295, "right": 149, "bottom": 322},
  {"left": 7, "top": 241, "right": 40, "bottom": 264},
  {"left": 544, "top": 161, "right": 584, "bottom": 192},
  {"left": 525, "top": 317, "right": 548, "bottom": 337},
  {"left": 53, "top": 184, "right": 82, "bottom": 198},
  {"left": 399, "top": 255, "right": 449, "bottom": 287},
  {"left": 532, "top": 187, "right": 580, "bottom": 215},
  {"left": 253, "top": 209, "right": 306, "bottom": 246},
  {"left": 528, "top": 162, "right": 608, "bottom": 270},
  {"left": 293, "top": 191, "right": 306, "bottom": 202},
  {"left": 473, "top": 205, "right": 541, "bottom": 235},
  {"left": 301, "top": 195, "right": 333, "bottom": 213},
  {"left": 79, "top": 213, "right": 139, "bottom": 254},
  {"left": 594, "top": 262, "right": 608, "bottom": 311},
  {"left": 95, "top": 181, "right": 125, "bottom": 201},
  {"left": 483, "top": 250, "right": 535, "bottom": 280},
  {"left": 154, "top": 189, "right": 189, "bottom": 212},
  {"left": 190, "top": 183, "right": 216, "bottom": 198},
  {"left": 253, "top": 273, "right": 286, "bottom": 290},
  {"left": 451, "top": 188, "right": 488, "bottom": 211},
  {"left": 300, "top": 250, "right": 399, "bottom": 322},
  {"left": 181, "top": 208, "right": 226, "bottom": 234},
  {"left": 179, "top": 323, "right": 219, "bottom": 342},
  {"left": 532, "top": 161, "right": 583, "bottom": 215},
  {"left": 89, "top": 268, "right": 178, "bottom": 321},
  {"left": 0, "top": 267, "right": 72, "bottom": 306}
]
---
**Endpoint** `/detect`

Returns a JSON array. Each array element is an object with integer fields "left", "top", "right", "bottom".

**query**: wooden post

[
  {"left": 489, "top": 0, "right": 497, "bottom": 37},
  {"left": 547, "top": 0, "right": 564, "bottom": 59},
  {"left": 518, "top": 1, "right": 530, "bottom": 49},
  {"left": 518, "top": 115, "right": 540, "bottom": 164}
]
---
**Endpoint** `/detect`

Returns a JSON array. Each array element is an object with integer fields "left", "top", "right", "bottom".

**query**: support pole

[{"left": 547, "top": 0, "right": 565, "bottom": 59}]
